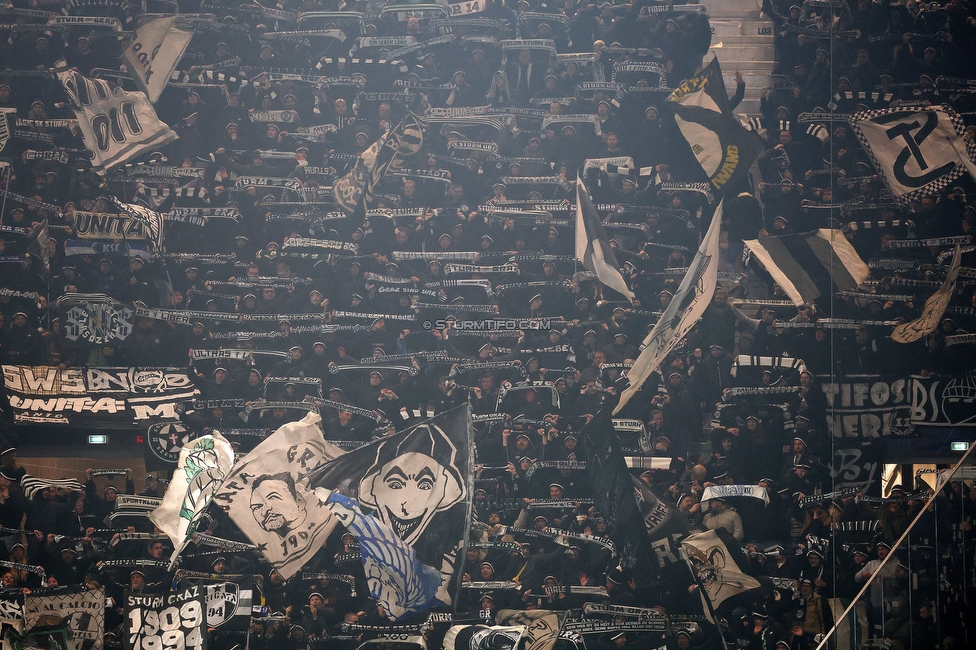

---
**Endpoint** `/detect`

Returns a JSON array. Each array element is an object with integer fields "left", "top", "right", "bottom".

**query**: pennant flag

[
  {"left": 891, "top": 244, "right": 962, "bottom": 343},
  {"left": 496, "top": 610, "right": 566, "bottom": 650},
  {"left": 743, "top": 229, "right": 870, "bottom": 307},
  {"left": 443, "top": 625, "right": 525, "bottom": 650},
  {"left": 662, "top": 57, "right": 764, "bottom": 193},
  {"left": 121, "top": 16, "right": 193, "bottom": 103},
  {"left": 614, "top": 201, "right": 723, "bottom": 414},
  {"left": 212, "top": 412, "right": 345, "bottom": 579},
  {"left": 332, "top": 112, "right": 424, "bottom": 215},
  {"left": 850, "top": 105, "right": 976, "bottom": 206},
  {"left": 110, "top": 196, "right": 164, "bottom": 251},
  {"left": 305, "top": 405, "right": 473, "bottom": 619},
  {"left": 681, "top": 529, "right": 761, "bottom": 610},
  {"left": 54, "top": 60, "right": 178, "bottom": 172},
  {"left": 575, "top": 176, "right": 634, "bottom": 302},
  {"left": 150, "top": 432, "right": 234, "bottom": 569}
]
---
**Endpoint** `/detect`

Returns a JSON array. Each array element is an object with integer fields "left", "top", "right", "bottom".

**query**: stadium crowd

[{"left": 0, "top": 0, "right": 976, "bottom": 646}]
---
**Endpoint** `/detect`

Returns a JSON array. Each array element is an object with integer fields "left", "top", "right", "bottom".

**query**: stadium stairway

[{"left": 702, "top": 0, "right": 776, "bottom": 118}]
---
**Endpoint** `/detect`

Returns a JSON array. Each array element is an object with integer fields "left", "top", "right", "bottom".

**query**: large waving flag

[
  {"left": 614, "top": 201, "right": 723, "bottom": 414},
  {"left": 891, "top": 244, "right": 961, "bottom": 343},
  {"left": 121, "top": 16, "right": 193, "bottom": 103},
  {"left": 850, "top": 105, "right": 976, "bottom": 206},
  {"left": 662, "top": 57, "right": 764, "bottom": 194},
  {"left": 682, "top": 529, "right": 761, "bottom": 610},
  {"left": 212, "top": 411, "right": 345, "bottom": 579},
  {"left": 576, "top": 176, "right": 634, "bottom": 302},
  {"left": 150, "top": 432, "right": 234, "bottom": 569},
  {"left": 55, "top": 60, "right": 178, "bottom": 172},
  {"left": 305, "top": 405, "right": 473, "bottom": 619},
  {"left": 332, "top": 112, "right": 424, "bottom": 215},
  {"left": 743, "top": 229, "right": 869, "bottom": 306}
]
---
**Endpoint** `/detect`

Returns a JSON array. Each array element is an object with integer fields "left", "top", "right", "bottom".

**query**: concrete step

[
  {"left": 735, "top": 98, "right": 763, "bottom": 113},
  {"left": 710, "top": 43, "right": 776, "bottom": 60},
  {"left": 714, "top": 34, "right": 777, "bottom": 44},
  {"left": 708, "top": 17, "right": 776, "bottom": 37},
  {"left": 703, "top": 0, "right": 762, "bottom": 14}
]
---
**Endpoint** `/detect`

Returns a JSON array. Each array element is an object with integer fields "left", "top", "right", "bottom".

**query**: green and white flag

[{"left": 150, "top": 432, "right": 234, "bottom": 569}]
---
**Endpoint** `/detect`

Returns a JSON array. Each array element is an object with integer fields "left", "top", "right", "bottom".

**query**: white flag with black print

[
  {"left": 613, "top": 201, "right": 723, "bottom": 414},
  {"left": 55, "top": 60, "right": 178, "bottom": 172},
  {"left": 212, "top": 411, "right": 345, "bottom": 579},
  {"left": 150, "top": 432, "right": 234, "bottom": 569},
  {"left": 575, "top": 175, "right": 634, "bottom": 302},
  {"left": 850, "top": 105, "right": 976, "bottom": 206},
  {"left": 121, "top": 16, "right": 193, "bottom": 103},
  {"left": 891, "top": 244, "right": 962, "bottom": 343}
]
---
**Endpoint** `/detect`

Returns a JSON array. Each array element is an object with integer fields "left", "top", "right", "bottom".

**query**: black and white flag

[
  {"left": 213, "top": 412, "right": 345, "bottom": 579},
  {"left": 110, "top": 197, "right": 164, "bottom": 252},
  {"left": 304, "top": 406, "right": 473, "bottom": 619},
  {"left": 125, "top": 587, "right": 207, "bottom": 650},
  {"left": 575, "top": 176, "right": 634, "bottom": 302},
  {"left": 614, "top": 201, "right": 723, "bottom": 414},
  {"left": 24, "top": 588, "right": 105, "bottom": 650},
  {"left": 121, "top": 16, "right": 193, "bottom": 103},
  {"left": 662, "top": 57, "right": 764, "bottom": 194},
  {"left": 55, "top": 61, "right": 178, "bottom": 172},
  {"left": 850, "top": 105, "right": 976, "bottom": 206}
]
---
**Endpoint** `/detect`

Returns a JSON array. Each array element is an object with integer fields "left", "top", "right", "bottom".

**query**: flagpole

[
  {"left": 680, "top": 550, "right": 732, "bottom": 650},
  {"left": 814, "top": 443, "right": 976, "bottom": 650}
]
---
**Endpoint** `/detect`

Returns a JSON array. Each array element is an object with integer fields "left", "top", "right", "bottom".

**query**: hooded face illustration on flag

[{"left": 304, "top": 406, "right": 473, "bottom": 618}]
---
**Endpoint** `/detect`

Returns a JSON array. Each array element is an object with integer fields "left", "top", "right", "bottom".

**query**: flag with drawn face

[
  {"left": 212, "top": 412, "right": 345, "bottom": 579},
  {"left": 150, "top": 432, "right": 234, "bottom": 569},
  {"left": 304, "top": 405, "right": 472, "bottom": 618}
]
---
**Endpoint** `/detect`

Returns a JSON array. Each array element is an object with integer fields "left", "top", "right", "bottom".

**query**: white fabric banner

[
  {"left": 150, "top": 432, "right": 234, "bottom": 568},
  {"left": 891, "top": 245, "right": 961, "bottom": 343},
  {"left": 122, "top": 16, "right": 193, "bottom": 103},
  {"left": 212, "top": 412, "right": 345, "bottom": 579},
  {"left": 850, "top": 106, "right": 975, "bottom": 205},
  {"left": 55, "top": 60, "right": 178, "bottom": 171},
  {"left": 614, "top": 201, "right": 723, "bottom": 414}
]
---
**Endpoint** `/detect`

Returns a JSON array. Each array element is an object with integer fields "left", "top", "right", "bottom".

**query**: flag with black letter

[
  {"left": 125, "top": 587, "right": 206, "bottom": 650},
  {"left": 24, "top": 587, "right": 105, "bottom": 650},
  {"left": 891, "top": 244, "right": 961, "bottom": 343},
  {"left": 212, "top": 412, "right": 345, "bottom": 579},
  {"left": 149, "top": 432, "right": 234, "bottom": 569},
  {"left": 177, "top": 574, "right": 255, "bottom": 631},
  {"left": 304, "top": 405, "right": 473, "bottom": 620},
  {"left": 121, "top": 16, "right": 193, "bottom": 103},
  {"left": 850, "top": 105, "right": 976, "bottom": 206},
  {"left": 54, "top": 60, "right": 178, "bottom": 172},
  {"left": 662, "top": 57, "right": 764, "bottom": 193},
  {"left": 575, "top": 176, "right": 634, "bottom": 302},
  {"left": 743, "top": 229, "right": 869, "bottom": 306},
  {"left": 614, "top": 201, "right": 723, "bottom": 414},
  {"left": 332, "top": 112, "right": 424, "bottom": 215},
  {"left": 109, "top": 197, "right": 164, "bottom": 251}
]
